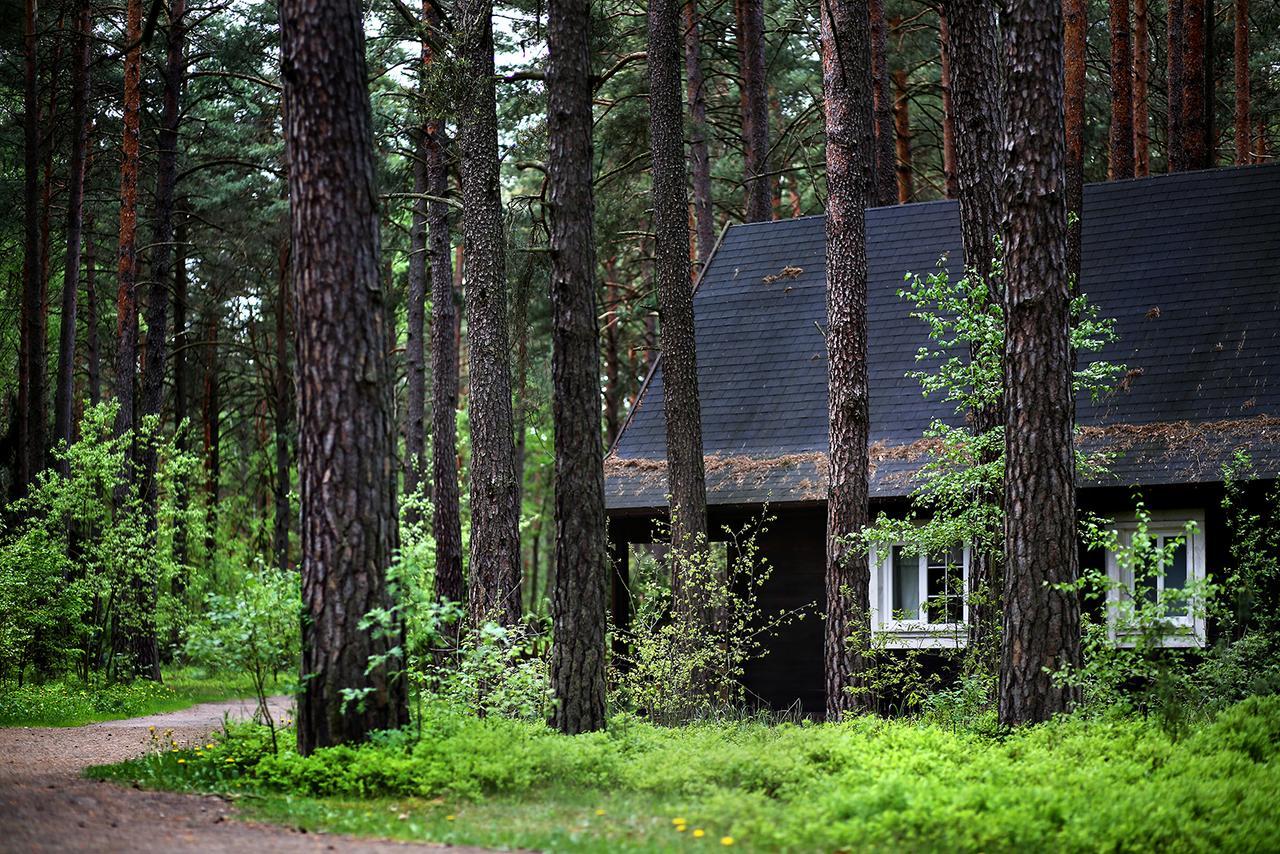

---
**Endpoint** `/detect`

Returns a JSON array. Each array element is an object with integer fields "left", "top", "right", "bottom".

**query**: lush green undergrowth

[
  {"left": 0, "top": 668, "right": 262, "bottom": 727},
  {"left": 91, "top": 695, "right": 1280, "bottom": 852}
]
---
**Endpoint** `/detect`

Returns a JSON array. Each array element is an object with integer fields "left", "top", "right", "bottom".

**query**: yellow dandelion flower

[
  {"left": 672, "top": 818, "right": 686, "bottom": 826},
  {"left": 149, "top": 726, "right": 156, "bottom": 732},
  {"left": 595, "top": 809, "right": 606, "bottom": 816},
  {"left": 693, "top": 829, "right": 705, "bottom": 838},
  {"left": 445, "top": 815, "right": 456, "bottom": 822},
  {"left": 226, "top": 757, "right": 235, "bottom": 763},
  {"left": 676, "top": 825, "right": 687, "bottom": 833},
  {"left": 721, "top": 837, "right": 735, "bottom": 846},
  {"left": 177, "top": 758, "right": 186, "bottom": 764},
  {"left": 206, "top": 744, "right": 214, "bottom": 749}
]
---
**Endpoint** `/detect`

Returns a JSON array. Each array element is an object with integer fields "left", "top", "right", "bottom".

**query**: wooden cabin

[{"left": 604, "top": 164, "right": 1280, "bottom": 715}]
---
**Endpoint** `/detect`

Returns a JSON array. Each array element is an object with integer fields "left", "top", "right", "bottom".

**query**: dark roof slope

[{"left": 607, "top": 164, "right": 1280, "bottom": 511}]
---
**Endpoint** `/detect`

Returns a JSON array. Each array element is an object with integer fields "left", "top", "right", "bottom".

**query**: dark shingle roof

[{"left": 606, "top": 165, "right": 1280, "bottom": 511}]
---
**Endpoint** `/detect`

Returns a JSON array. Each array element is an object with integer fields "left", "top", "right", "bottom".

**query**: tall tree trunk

[
  {"left": 280, "top": 0, "right": 409, "bottom": 753},
  {"left": 819, "top": 0, "right": 874, "bottom": 720},
  {"left": 1233, "top": 0, "right": 1249, "bottom": 163},
  {"left": 942, "top": 0, "right": 1004, "bottom": 663},
  {"left": 938, "top": 9, "right": 959, "bottom": 199},
  {"left": 511, "top": 248, "right": 534, "bottom": 512},
  {"left": 85, "top": 215, "right": 101, "bottom": 407},
  {"left": 272, "top": 242, "right": 292, "bottom": 572},
  {"left": 1109, "top": 0, "right": 1135, "bottom": 178},
  {"left": 735, "top": 0, "right": 771, "bottom": 222},
  {"left": 1133, "top": 0, "right": 1150, "bottom": 174},
  {"left": 19, "top": 0, "right": 44, "bottom": 495},
  {"left": 114, "top": 0, "right": 143, "bottom": 448},
  {"left": 649, "top": 0, "right": 709, "bottom": 579},
  {"left": 54, "top": 0, "right": 91, "bottom": 468},
  {"left": 111, "top": 0, "right": 159, "bottom": 681},
  {"left": 892, "top": 67, "right": 913, "bottom": 202},
  {"left": 1203, "top": 0, "right": 1215, "bottom": 163},
  {"left": 403, "top": 19, "right": 430, "bottom": 509},
  {"left": 999, "top": 0, "right": 1082, "bottom": 726},
  {"left": 1167, "top": 0, "right": 1185, "bottom": 170},
  {"left": 1180, "top": 0, "right": 1208, "bottom": 168},
  {"left": 546, "top": 0, "right": 609, "bottom": 734},
  {"left": 684, "top": 0, "right": 715, "bottom": 268},
  {"left": 428, "top": 126, "right": 464, "bottom": 614},
  {"left": 456, "top": 0, "right": 522, "bottom": 627},
  {"left": 1064, "top": 0, "right": 1085, "bottom": 285},
  {"left": 869, "top": 0, "right": 896, "bottom": 206}
]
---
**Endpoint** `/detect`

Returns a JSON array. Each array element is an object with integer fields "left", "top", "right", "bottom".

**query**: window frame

[
  {"left": 1104, "top": 509, "right": 1207, "bottom": 648},
  {"left": 869, "top": 542, "right": 970, "bottom": 649}
]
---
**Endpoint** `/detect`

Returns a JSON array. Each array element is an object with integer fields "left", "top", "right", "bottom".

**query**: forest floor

[{"left": 0, "top": 697, "right": 489, "bottom": 853}]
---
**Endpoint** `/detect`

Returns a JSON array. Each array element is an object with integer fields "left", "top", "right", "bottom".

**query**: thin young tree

[
  {"left": 820, "top": 0, "right": 875, "bottom": 720},
  {"left": 1110, "top": 0, "right": 1135, "bottom": 179},
  {"left": 938, "top": 10, "right": 959, "bottom": 199},
  {"left": 19, "top": 0, "right": 44, "bottom": 494},
  {"left": 649, "top": 0, "right": 709, "bottom": 575},
  {"left": 279, "top": 0, "right": 410, "bottom": 753},
  {"left": 999, "top": 0, "right": 1082, "bottom": 726},
  {"left": 941, "top": 0, "right": 1003, "bottom": 659},
  {"left": 546, "top": 0, "right": 609, "bottom": 735},
  {"left": 403, "top": 8, "right": 431, "bottom": 509},
  {"left": 455, "top": 0, "right": 522, "bottom": 627},
  {"left": 736, "top": 0, "right": 771, "bottom": 221},
  {"left": 684, "top": 0, "right": 715, "bottom": 267},
  {"left": 54, "top": 0, "right": 92, "bottom": 469},
  {"left": 892, "top": 67, "right": 912, "bottom": 202},
  {"left": 1063, "top": 0, "right": 1085, "bottom": 283},
  {"left": 1234, "top": 0, "right": 1249, "bottom": 163}
]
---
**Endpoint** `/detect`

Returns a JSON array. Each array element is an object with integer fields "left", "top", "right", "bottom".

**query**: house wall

[{"left": 605, "top": 479, "right": 1274, "bottom": 717}]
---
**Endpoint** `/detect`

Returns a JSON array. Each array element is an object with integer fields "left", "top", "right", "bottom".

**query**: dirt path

[{"left": 0, "top": 697, "right": 488, "bottom": 853}]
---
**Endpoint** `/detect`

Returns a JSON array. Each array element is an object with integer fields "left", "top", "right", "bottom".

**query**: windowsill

[
  {"left": 1110, "top": 627, "right": 1204, "bottom": 649},
  {"left": 876, "top": 625, "right": 967, "bottom": 650}
]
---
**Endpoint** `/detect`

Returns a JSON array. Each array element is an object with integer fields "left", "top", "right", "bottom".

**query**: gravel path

[{"left": 0, "top": 697, "right": 487, "bottom": 853}]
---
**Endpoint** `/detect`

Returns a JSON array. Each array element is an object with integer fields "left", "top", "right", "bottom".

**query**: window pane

[
  {"left": 925, "top": 548, "right": 963, "bottom": 625},
  {"left": 1165, "top": 540, "right": 1189, "bottom": 617},
  {"left": 892, "top": 546, "right": 920, "bottom": 620}
]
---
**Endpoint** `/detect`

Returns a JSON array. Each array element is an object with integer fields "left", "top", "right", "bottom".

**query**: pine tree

[
  {"left": 999, "top": 0, "right": 1082, "bottom": 727},
  {"left": 820, "top": 0, "right": 875, "bottom": 720},
  {"left": 1110, "top": 0, "right": 1135, "bottom": 178},
  {"left": 546, "top": 0, "right": 609, "bottom": 734},
  {"left": 280, "top": 0, "right": 409, "bottom": 753}
]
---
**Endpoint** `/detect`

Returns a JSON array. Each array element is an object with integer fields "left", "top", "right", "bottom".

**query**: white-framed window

[
  {"left": 869, "top": 543, "right": 969, "bottom": 649},
  {"left": 1105, "top": 510, "right": 1206, "bottom": 648}
]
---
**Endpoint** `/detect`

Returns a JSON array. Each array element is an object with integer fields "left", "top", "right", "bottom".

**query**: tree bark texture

[
  {"left": 892, "top": 67, "right": 913, "bottom": 202},
  {"left": 820, "top": 0, "right": 875, "bottom": 720},
  {"left": 1234, "top": 0, "right": 1249, "bottom": 163},
  {"left": 938, "top": 10, "right": 959, "bottom": 199},
  {"left": 114, "top": 0, "right": 143, "bottom": 448},
  {"left": 649, "top": 0, "right": 709, "bottom": 571},
  {"left": 54, "top": 0, "right": 91, "bottom": 467},
  {"left": 546, "top": 0, "right": 609, "bottom": 734},
  {"left": 428, "top": 123, "right": 464, "bottom": 613},
  {"left": 684, "top": 0, "right": 715, "bottom": 268},
  {"left": 1134, "top": 0, "right": 1150, "bottom": 174},
  {"left": 456, "top": 0, "right": 522, "bottom": 627},
  {"left": 999, "top": 0, "right": 1082, "bottom": 726},
  {"left": 869, "top": 0, "right": 897, "bottom": 206},
  {"left": 280, "top": 0, "right": 410, "bottom": 754},
  {"left": 1167, "top": 0, "right": 1185, "bottom": 170},
  {"left": 86, "top": 215, "right": 101, "bottom": 407},
  {"left": 942, "top": 0, "right": 1005, "bottom": 659},
  {"left": 1180, "top": 0, "right": 1209, "bottom": 169},
  {"left": 1063, "top": 0, "right": 1085, "bottom": 285},
  {"left": 20, "top": 0, "right": 45, "bottom": 493},
  {"left": 735, "top": 0, "right": 771, "bottom": 222},
  {"left": 1109, "top": 0, "right": 1135, "bottom": 178}
]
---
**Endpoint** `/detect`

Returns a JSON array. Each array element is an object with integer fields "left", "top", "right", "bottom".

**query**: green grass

[
  {"left": 0, "top": 667, "right": 267, "bottom": 727},
  {"left": 88, "top": 694, "right": 1280, "bottom": 852}
]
